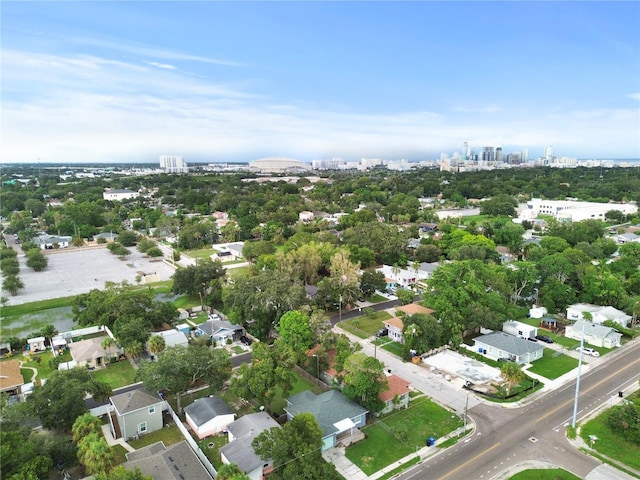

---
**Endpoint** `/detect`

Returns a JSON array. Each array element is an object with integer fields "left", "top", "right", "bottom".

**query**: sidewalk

[{"left": 101, "top": 424, "right": 135, "bottom": 453}]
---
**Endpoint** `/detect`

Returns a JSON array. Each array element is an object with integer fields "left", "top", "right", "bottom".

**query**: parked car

[
  {"left": 525, "top": 337, "right": 538, "bottom": 342},
  {"left": 576, "top": 346, "right": 600, "bottom": 357},
  {"left": 239, "top": 335, "right": 252, "bottom": 346},
  {"left": 535, "top": 334, "right": 554, "bottom": 344},
  {"left": 375, "top": 328, "right": 389, "bottom": 338}
]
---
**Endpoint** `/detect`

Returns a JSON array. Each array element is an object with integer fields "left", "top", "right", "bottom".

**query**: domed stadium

[{"left": 249, "top": 157, "right": 311, "bottom": 173}]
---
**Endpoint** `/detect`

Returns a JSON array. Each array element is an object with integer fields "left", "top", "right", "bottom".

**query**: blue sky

[{"left": 2, "top": 1, "right": 639, "bottom": 164}]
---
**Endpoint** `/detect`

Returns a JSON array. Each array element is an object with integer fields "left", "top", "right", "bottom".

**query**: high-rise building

[
  {"left": 462, "top": 142, "right": 470, "bottom": 160},
  {"left": 160, "top": 155, "right": 188, "bottom": 173},
  {"left": 482, "top": 147, "right": 495, "bottom": 163},
  {"left": 495, "top": 147, "right": 503, "bottom": 163},
  {"left": 544, "top": 146, "right": 554, "bottom": 161},
  {"left": 522, "top": 148, "right": 529, "bottom": 163}
]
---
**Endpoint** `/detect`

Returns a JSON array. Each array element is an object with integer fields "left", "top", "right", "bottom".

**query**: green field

[
  {"left": 527, "top": 349, "right": 578, "bottom": 379},
  {"left": 338, "top": 311, "right": 393, "bottom": 338},
  {"left": 508, "top": 469, "right": 583, "bottom": 480},
  {"left": 346, "top": 396, "right": 463, "bottom": 475}
]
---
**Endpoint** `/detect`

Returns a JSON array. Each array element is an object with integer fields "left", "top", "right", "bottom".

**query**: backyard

[
  {"left": 90, "top": 360, "right": 138, "bottom": 389},
  {"left": 338, "top": 311, "right": 393, "bottom": 339},
  {"left": 345, "top": 396, "right": 463, "bottom": 475}
]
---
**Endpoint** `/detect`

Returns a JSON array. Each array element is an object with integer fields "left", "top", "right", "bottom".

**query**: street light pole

[
  {"left": 312, "top": 354, "right": 319, "bottom": 380},
  {"left": 571, "top": 320, "right": 586, "bottom": 428}
]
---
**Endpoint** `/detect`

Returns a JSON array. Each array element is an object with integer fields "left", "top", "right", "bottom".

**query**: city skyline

[{"left": 2, "top": 1, "right": 639, "bottom": 164}]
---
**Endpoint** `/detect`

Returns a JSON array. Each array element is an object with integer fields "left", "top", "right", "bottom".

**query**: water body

[{"left": 1, "top": 306, "right": 76, "bottom": 339}]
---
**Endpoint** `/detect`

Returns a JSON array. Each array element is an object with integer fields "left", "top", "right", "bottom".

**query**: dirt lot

[{"left": 5, "top": 246, "right": 175, "bottom": 306}]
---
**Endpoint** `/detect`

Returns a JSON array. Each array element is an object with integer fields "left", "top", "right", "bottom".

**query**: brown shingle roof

[
  {"left": 0, "top": 360, "right": 23, "bottom": 392},
  {"left": 379, "top": 374, "right": 411, "bottom": 402},
  {"left": 396, "top": 303, "right": 435, "bottom": 316},
  {"left": 385, "top": 317, "right": 405, "bottom": 329}
]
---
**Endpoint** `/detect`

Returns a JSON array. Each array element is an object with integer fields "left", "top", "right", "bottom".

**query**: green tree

[
  {"left": 1, "top": 257, "right": 20, "bottom": 276},
  {"left": 77, "top": 433, "right": 114, "bottom": 475},
  {"left": 342, "top": 352, "right": 387, "bottom": 412},
  {"left": 499, "top": 362, "right": 525, "bottom": 396},
  {"left": 117, "top": 230, "right": 138, "bottom": 247},
  {"left": 147, "top": 335, "right": 166, "bottom": 358},
  {"left": 360, "top": 270, "right": 386, "bottom": 297},
  {"left": 215, "top": 464, "right": 251, "bottom": 480},
  {"left": 72, "top": 412, "right": 102, "bottom": 444},
  {"left": 28, "top": 368, "right": 112, "bottom": 431},
  {"left": 2, "top": 275, "right": 24, "bottom": 296},
  {"left": 172, "top": 258, "right": 226, "bottom": 308},
  {"left": 242, "top": 240, "right": 276, "bottom": 263},
  {"left": 252, "top": 413, "right": 342, "bottom": 480},
  {"left": 230, "top": 340, "right": 296, "bottom": 413},
  {"left": 276, "top": 310, "right": 313, "bottom": 362},
  {"left": 136, "top": 345, "right": 231, "bottom": 413},
  {"left": 402, "top": 313, "right": 444, "bottom": 358},
  {"left": 94, "top": 466, "right": 153, "bottom": 480},
  {"left": 395, "top": 288, "right": 414, "bottom": 305},
  {"left": 101, "top": 337, "right": 118, "bottom": 364},
  {"left": 479, "top": 194, "right": 518, "bottom": 217},
  {"left": 0, "top": 430, "right": 52, "bottom": 480}
]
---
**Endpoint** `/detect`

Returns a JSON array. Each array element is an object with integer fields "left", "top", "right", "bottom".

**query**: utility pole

[
  {"left": 571, "top": 320, "right": 586, "bottom": 428},
  {"left": 464, "top": 393, "right": 469, "bottom": 431}
]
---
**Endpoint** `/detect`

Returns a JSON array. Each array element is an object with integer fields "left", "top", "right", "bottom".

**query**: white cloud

[
  {"left": 628, "top": 93, "right": 640, "bottom": 101},
  {"left": 2, "top": 48, "right": 639, "bottom": 163},
  {"left": 146, "top": 61, "right": 177, "bottom": 70}
]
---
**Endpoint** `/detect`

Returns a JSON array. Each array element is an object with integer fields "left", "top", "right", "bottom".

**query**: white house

[
  {"left": 473, "top": 331, "right": 543, "bottom": 364},
  {"left": 529, "top": 306, "right": 548, "bottom": 319},
  {"left": 149, "top": 329, "right": 189, "bottom": 349},
  {"left": 565, "top": 320, "right": 622, "bottom": 348},
  {"left": 34, "top": 234, "right": 72, "bottom": 250},
  {"left": 27, "top": 337, "right": 46, "bottom": 353},
  {"left": 519, "top": 199, "right": 637, "bottom": 222},
  {"left": 503, "top": 321, "right": 538, "bottom": 340},
  {"left": 566, "top": 304, "right": 632, "bottom": 328},
  {"left": 184, "top": 396, "right": 235, "bottom": 439}
]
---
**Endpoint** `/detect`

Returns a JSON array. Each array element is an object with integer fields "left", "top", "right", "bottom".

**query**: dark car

[
  {"left": 239, "top": 335, "right": 252, "bottom": 346},
  {"left": 375, "top": 328, "right": 388, "bottom": 338},
  {"left": 535, "top": 334, "right": 554, "bottom": 344}
]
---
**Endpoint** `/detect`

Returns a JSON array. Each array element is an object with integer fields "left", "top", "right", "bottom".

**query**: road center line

[{"left": 439, "top": 442, "right": 501, "bottom": 480}]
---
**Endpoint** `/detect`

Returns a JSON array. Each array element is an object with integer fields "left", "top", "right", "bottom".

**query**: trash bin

[
  {"left": 426, "top": 436, "right": 436, "bottom": 447},
  {"left": 619, "top": 391, "right": 623, "bottom": 398}
]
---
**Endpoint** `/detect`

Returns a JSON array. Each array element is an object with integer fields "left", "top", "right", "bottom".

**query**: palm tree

[
  {"left": 78, "top": 435, "right": 114, "bottom": 476},
  {"left": 499, "top": 362, "right": 524, "bottom": 397},
  {"left": 40, "top": 324, "right": 58, "bottom": 349},
  {"left": 125, "top": 341, "right": 143, "bottom": 360},
  {"left": 101, "top": 337, "right": 116, "bottom": 364},
  {"left": 147, "top": 335, "right": 166, "bottom": 360},
  {"left": 72, "top": 412, "right": 102, "bottom": 444}
]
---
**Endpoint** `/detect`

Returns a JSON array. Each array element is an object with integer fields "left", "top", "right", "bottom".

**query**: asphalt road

[{"left": 394, "top": 339, "right": 640, "bottom": 480}]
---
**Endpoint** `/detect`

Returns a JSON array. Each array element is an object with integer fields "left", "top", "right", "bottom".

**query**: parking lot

[{"left": 5, "top": 247, "right": 175, "bottom": 306}]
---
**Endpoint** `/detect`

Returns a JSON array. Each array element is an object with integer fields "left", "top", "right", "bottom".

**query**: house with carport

[
  {"left": 473, "top": 331, "right": 543, "bottom": 364},
  {"left": 565, "top": 320, "right": 622, "bottom": 348},
  {"left": 284, "top": 390, "right": 368, "bottom": 450},
  {"left": 109, "top": 389, "right": 164, "bottom": 441},
  {"left": 220, "top": 412, "right": 280, "bottom": 480},
  {"left": 185, "top": 396, "right": 235, "bottom": 439}
]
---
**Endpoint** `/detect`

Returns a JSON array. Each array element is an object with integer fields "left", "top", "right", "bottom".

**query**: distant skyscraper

[
  {"left": 522, "top": 148, "right": 529, "bottom": 163},
  {"left": 160, "top": 155, "right": 188, "bottom": 173},
  {"left": 482, "top": 147, "right": 495, "bottom": 162},
  {"left": 495, "top": 147, "right": 503, "bottom": 163},
  {"left": 462, "top": 142, "right": 470, "bottom": 160},
  {"left": 544, "top": 146, "right": 554, "bottom": 161}
]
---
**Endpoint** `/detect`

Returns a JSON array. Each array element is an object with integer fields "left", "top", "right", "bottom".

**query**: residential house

[
  {"left": 529, "top": 306, "right": 548, "bottom": 319},
  {"left": 109, "top": 389, "right": 164, "bottom": 441},
  {"left": 503, "top": 321, "right": 538, "bottom": 340},
  {"left": 565, "top": 320, "right": 622, "bottom": 348},
  {"left": 149, "top": 329, "right": 189, "bottom": 350},
  {"left": 123, "top": 441, "right": 213, "bottom": 480},
  {"left": 51, "top": 335, "right": 68, "bottom": 355},
  {"left": 473, "top": 331, "right": 543, "bottom": 364},
  {"left": 69, "top": 337, "right": 110, "bottom": 368},
  {"left": 378, "top": 374, "right": 411, "bottom": 416},
  {"left": 284, "top": 390, "right": 368, "bottom": 450},
  {"left": 103, "top": 189, "right": 140, "bottom": 201},
  {"left": 27, "top": 336, "right": 46, "bottom": 352},
  {"left": 34, "top": 234, "right": 72, "bottom": 250},
  {"left": 212, "top": 242, "right": 244, "bottom": 261},
  {"left": 614, "top": 232, "right": 640, "bottom": 244},
  {"left": 0, "top": 359, "right": 25, "bottom": 402},
  {"left": 0, "top": 342, "right": 11, "bottom": 356},
  {"left": 185, "top": 396, "right": 235, "bottom": 439},
  {"left": 396, "top": 303, "right": 435, "bottom": 317},
  {"left": 384, "top": 317, "right": 406, "bottom": 343},
  {"left": 567, "top": 304, "right": 632, "bottom": 328},
  {"left": 376, "top": 265, "right": 417, "bottom": 290},
  {"left": 220, "top": 412, "right": 280, "bottom": 480},
  {"left": 299, "top": 211, "right": 314, "bottom": 223},
  {"left": 196, "top": 318, "right": 244, "bottom": 345},
  {"left": 418, "top": 222, "right": 438, "bottom": 233}
]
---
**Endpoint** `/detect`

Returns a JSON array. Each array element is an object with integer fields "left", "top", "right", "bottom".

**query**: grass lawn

[
  {"left": 339, "top": 311, "right": 393, "bottom": 338},
  {"left": 226, "top": 266, "right": 250, "bottom": 279},
  {"left": 111, "top": 444, "right": 130, "bottom": 466},
  {"left": 382, "top": 341, "right": 404, "bottom": 357},
  {"left": 270, "top": 375, "right": 325, "bottom": 416},
  {"left": 173, "top": 294, "right": 201, "bottom": 309},
  {"left": 527, "top": 349, "right": 578, "bottom": 379},
  {"left": 91, "top": 360, "right": 137, "bottom": 389},
  {"left": 128, "top": 424, "right": 185, "bottom": 449},
  {"left": 0, "top": 296, "right": 75, "bottom": 318},
  {"left": 197, "top": 434, "right": 227, "bottom": 468},
  {"left": 368, "top": 294, "right": 389, "bottom": 303},
  {"left": 346, "top": 396, "right": 463, "bottom": 475},
  {"left": 21, "top": 349, "right": 72, "bottom": 381},
  {"left": 508, "top": 469, "right": 583, "bottom": 480},
  {"left": 580, "top": 394, "right": 640, "bottom": 471},
  {"left": 184, "top": 248, "right": 219, "bottom": 260}
]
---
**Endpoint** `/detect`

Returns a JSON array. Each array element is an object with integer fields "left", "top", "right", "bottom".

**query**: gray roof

[
  {"left": 220, "top": 412, "right": 279, "bottom": 473},
  {"left": 474, "top": 331, "right": 543, "bottom": 356},
  {"left": 284, "top": 390, "right": 368, "bottom": 437},
  {"left": 198, "top": 319, "right": 242, "bottom": 337},
  {"left": 124, "top": 441, "right": 212, "bottom": 480},
  {"left": 111, "top": 389, "right": 162, "bottom": 415},
  {"left": 184, "top": 396, "right": 234, "bottom": 427},
  {"left": 569, "top": 320, "right": 622, "bottom": 340}
]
